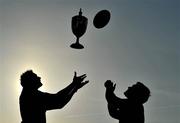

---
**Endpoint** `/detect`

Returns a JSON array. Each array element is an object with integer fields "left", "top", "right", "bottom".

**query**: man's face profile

[
  {"left": 21, "top": 70, "right": 42, "bottom": 90},
  {"left": 124, "top": 82, "right": 150, "bottom": 104}
]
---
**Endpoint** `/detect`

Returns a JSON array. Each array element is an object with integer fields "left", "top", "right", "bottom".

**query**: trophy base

[{"left": 70, "top": 43, "right": 84, "bottom": 49}]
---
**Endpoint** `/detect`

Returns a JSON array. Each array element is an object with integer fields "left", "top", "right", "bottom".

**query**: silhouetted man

[
  {"left": 104, "top": 80, "right": 150, "bottom": 123},
  {"left": 19, "top": 70, "right": 89, "bottom": 123}
]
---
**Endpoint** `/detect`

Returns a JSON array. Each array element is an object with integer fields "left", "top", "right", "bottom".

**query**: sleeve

[
  {"left": 40, "top": 81, "right": 78, "bottom": 110},
  {"left": 105, "top": 89, "right": 123, "bottom": 107},
  {"left": 105, "top": 90, "right": 123, "bottom": 120},
  {"left": 40, "top": 91, "right": 75, "bottom": 110},
  {"left": 107, "top": 103, "right": 120, "bottom": 119}
]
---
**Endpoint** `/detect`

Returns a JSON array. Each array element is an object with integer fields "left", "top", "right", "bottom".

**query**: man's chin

[
  {"left": 37, "top": 82, "right": 43, "bottom": 88},
  {"left": 124, "top": 91, "right": 128, "bottom": 98}
]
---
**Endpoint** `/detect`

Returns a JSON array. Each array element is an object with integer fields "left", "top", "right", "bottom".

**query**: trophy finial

[{"left": 79, "top": 8, "right": 82, "bottom": 16}]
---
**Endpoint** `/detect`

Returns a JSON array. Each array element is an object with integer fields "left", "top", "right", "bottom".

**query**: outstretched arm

[
  {"left": 104, "top": 80, "right": 122, "bottom": 119},
  {"left": 56, "top": 72, "right": 89, "bottom": 107},
  {"left": 105, "top": 80, "right": 122, "bottom": 104},
  {"left": 44, "top": 72, "right": 89, "bottom": 110}
]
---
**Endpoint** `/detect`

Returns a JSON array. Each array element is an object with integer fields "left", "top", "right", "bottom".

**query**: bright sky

[{"left": 0, "top": 0, "right": 179, "bottom": 123}]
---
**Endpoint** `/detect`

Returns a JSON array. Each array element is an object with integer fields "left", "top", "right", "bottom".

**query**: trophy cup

[{"left": 70, "top": 9, "right": 88, "bottom": 49}]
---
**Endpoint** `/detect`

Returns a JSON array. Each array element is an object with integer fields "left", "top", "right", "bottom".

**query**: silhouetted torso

[
  {"left": 108, "top": 99, "right": 144, "bottom": 123},
  {"left": 20, "top": 89, "right": 64, "bottom": 123}
]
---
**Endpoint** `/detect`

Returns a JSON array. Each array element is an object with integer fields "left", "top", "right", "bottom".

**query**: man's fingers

[
  {"left": 79, "top": 80, "right": 89, "bottom": 88},
  {"left": 79, "top": 74, "right": 86, "bottom": 78},
  {"left": 74, "top": 72, "right": 87, "bottom": 79},
  {"left": 81, "top": 75, "right": 87, "bottom": 81},
  {"left": 77, "top": 74, "right": 87, "bottom": 82},
  {"left": 83, "top": 80, "right": 89, "bottom": 84}
]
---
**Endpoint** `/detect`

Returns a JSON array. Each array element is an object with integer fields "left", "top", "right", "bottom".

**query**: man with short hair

[
  {"left": 105, "top": 80, "right": 150, "bottom": 123},
  {"left": 19, "top": 70, "right": 89, "bottom": 123}
]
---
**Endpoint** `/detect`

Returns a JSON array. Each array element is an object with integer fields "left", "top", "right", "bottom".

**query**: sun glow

[{"left": 13, "top": 63, "right": 44, "bottom": 94}]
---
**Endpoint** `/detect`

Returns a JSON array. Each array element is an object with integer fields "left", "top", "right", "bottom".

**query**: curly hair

[
  {"left": 125, "top": 82, "right": 150, "bottom": 104},
  {"left": 20, "top": 70, "right": 42, "bottom": 89}
]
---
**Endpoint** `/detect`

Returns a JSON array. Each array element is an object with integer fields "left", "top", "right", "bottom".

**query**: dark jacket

[{"left": 20, "top": 89, "right": 71, "bottom": 123}]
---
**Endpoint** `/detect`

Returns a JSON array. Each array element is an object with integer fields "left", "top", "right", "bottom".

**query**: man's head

[
  {"left": 20, "top": 70, "right": 42, "bottom": 90},
  {"left": 124, "top": 82, "right": 150, "bottom": 104}
]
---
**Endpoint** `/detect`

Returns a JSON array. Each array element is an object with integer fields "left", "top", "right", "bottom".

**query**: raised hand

[
  {"left": 104, "top": 80, "right": 116, "bottom": 92},
  {"left": 73, "top": 71, "right": 89, "bottom": 90}
]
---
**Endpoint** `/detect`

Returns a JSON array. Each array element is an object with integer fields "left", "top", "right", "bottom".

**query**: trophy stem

[
  {"left": 70, "top": 37, "right": 84, "bottom": 49},
  {"left": 76, "top": 37, "right": 80, "bottom": 44}
]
